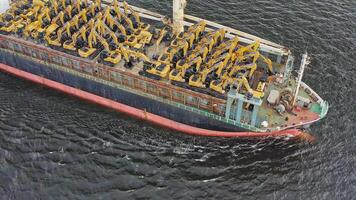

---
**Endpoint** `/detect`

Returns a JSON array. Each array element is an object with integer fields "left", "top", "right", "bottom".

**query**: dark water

[{"left": 0, "top": 0, "right": 355, "bottom": 199}]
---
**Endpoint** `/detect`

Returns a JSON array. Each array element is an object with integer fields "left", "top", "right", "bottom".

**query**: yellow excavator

[
  {"left": 170, "top": 39, "right": 189, "bottom": 58},
  {"left": 177, "top": 20, "right": 206, "bottom": 42},
  {"left": 126, "top": 29, "right": 152, "bottom": 49},
  {"left": 143, "top": 63, "right": 172, "bottom": 80},
  {"left": 169, "top": 56, "right": 202, "bottom": 83},
  {"left": 232, "top": 40, "right": 260, "bottom": 61},
  {"left": 188, "top": 61, "right": 224, "bottom": 89},
  {"left": 63, "top": 16, "right": 97, "bottom": 52},
  {"left": 258, "top": 52, "right": 274, "bottom": 74},
  {"left": 221, "top": 63, "right": 257, "bottom": 79},
  {"left": 63, "top": 26, "right": 87, "bottom": 52},
  {"left": 74, "top": 0, "right": 88, "bottom": 14},
  {"left": 212, "top": 36, "right": 239, "bottom": 57},
  {"left": 206, "top": 52, "right": 232, "bottom": 69},
  {"left": 24, "top": 7, "right": 51, "bottom": 39},
  {"left": 123, "top": 1, "right": 151, "bottom": 31},
  {"left": 155, "top": 28, "right": 169, "bottom": 46},
  {"left": 210, "top": 72, "right": 264, "bottom": 98},
  {"left": 240, "top": 76, "right": 264, "bottom": 98},
  {"left": 46, "top": 22, "right": 72, "bottom": 47},
  {"left": 103, "top": 8, "right": 126, "bottom": 35},
  {"left": 0, "top": 16, "right": 25, "bottom": 34},
  {"left": 96, "top": 33, "right": 123, "bottom": 66},
  {"left": 78, "top": 27, "right": 99, "bottom": 58},
  {"left": 20, "top": 0, "right": 44, "bottom": 19},
  {"left": 45, "top": 11, "right": 65, "bottom": 36}
]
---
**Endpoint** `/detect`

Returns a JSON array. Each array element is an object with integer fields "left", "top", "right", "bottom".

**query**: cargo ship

[{"left": 0, "top": 0, "right": 328, "bottom": 138}]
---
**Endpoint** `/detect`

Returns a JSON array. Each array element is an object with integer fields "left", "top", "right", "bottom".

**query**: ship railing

[
  {"left": 300, "top": 81, "right": 329, "bottom": 118},
  {"left": 300, "top": 81, "right": 323, "bottom": 103}
]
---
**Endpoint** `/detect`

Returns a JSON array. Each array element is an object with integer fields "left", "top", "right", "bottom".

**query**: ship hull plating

[{"left": 0, "top": 51, "right": 248, "bottom": 132}]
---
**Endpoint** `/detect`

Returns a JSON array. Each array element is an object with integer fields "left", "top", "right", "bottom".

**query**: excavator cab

[
  {"left": 141, "top": 63, "right": 171, "bottom": 80},
  {"left": 100, "top": 50, "right": 122, "bottom": 67}
]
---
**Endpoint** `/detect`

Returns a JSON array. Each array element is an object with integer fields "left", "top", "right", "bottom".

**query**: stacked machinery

[{"left": 0, "top": 0, "right": 275, "bottom": 100}]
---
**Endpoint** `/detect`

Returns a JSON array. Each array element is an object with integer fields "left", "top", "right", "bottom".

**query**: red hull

[{"left": 0, "top": 63, "right": 304, "bottom": 138}]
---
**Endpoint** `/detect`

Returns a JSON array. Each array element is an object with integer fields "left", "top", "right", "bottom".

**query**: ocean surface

[{"left": 0, "top": 0, "right": 355, "bottom": 199}]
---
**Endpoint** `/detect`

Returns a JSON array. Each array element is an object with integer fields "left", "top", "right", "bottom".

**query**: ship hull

[
  {"left": 0, "top": 63, "right": 303, "bottom": 138},
  {"left": 0, "top": 51, "right": 245, "bottom": 131},
  {"left": 0, "top": 52, "right": 303, "bottom": 138}
]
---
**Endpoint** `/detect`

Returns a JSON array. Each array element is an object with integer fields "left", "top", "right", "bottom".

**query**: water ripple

[{"left": 0, "top": 0, "right": 355, "bottom": 199}]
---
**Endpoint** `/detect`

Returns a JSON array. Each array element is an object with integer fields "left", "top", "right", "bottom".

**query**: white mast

[
  {"left": 173, "top": 0, "right": 186, "bottom": 33},
  {"left": 0, "top": 0, "right": 10, "bottom": 13},
  {"left": 293, "top": 52, "right": 310, "bottom": 106}
]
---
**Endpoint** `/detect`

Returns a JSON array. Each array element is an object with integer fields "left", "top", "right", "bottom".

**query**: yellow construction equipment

[
  {"left": 142, "top": 63, "right": 172, "bottom": 80},
  {"left": 46, "top": 22, "right": 72, "bottom": 47},
  {"left": 97, "top": 33, "right": 122, "bottom": 65},
  {"left": 169, "top": 56, "right": 202, "bottom": 83},
  {"left": 232, "top": 40, "right": 260, "bottom": 61},
  {"left": 123, "top": 1, "right": 140, "bottom": 24},
  {"left": 240, "top": 76, "right": 264, "bottom": 98},
  {"left": 258, "top": 53, "right": 274, "bottom": 74},
  {"left": 78, "top": 27, "right": 98, "bottom": 58},
  {"left": 24, "top": 7, "right": 51, "bottom": 39},
  {"left": 0, "top": 16, "right": 25, "bottom": 34},
  {"left": 103, "top": 8, "right": 126, "bottom": 35},
  {"left": 45, "top": 11, "right": 65, "bottom": 36},
  {"left": 213, "top": 36, "right": 239, "bottom": 57},
  {"left": 188, "top": 61, "right": 224, "bottom": 88},
  {"left": 155, "top": 28, "right": 169, "bottom": 46},
  {"left": 63, "top": 26, "right": 87, "bottom": 52}
]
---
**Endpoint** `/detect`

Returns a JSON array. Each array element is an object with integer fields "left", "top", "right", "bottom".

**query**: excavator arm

[
  {"left": 259, "top": 53, "right": 274, "bottom": 74},
  {"left": 123, "top": 1, "right": 141, "bottom": 23},
  {"left": 241, "top": 76, "right": 264, "bottom": 99}
]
